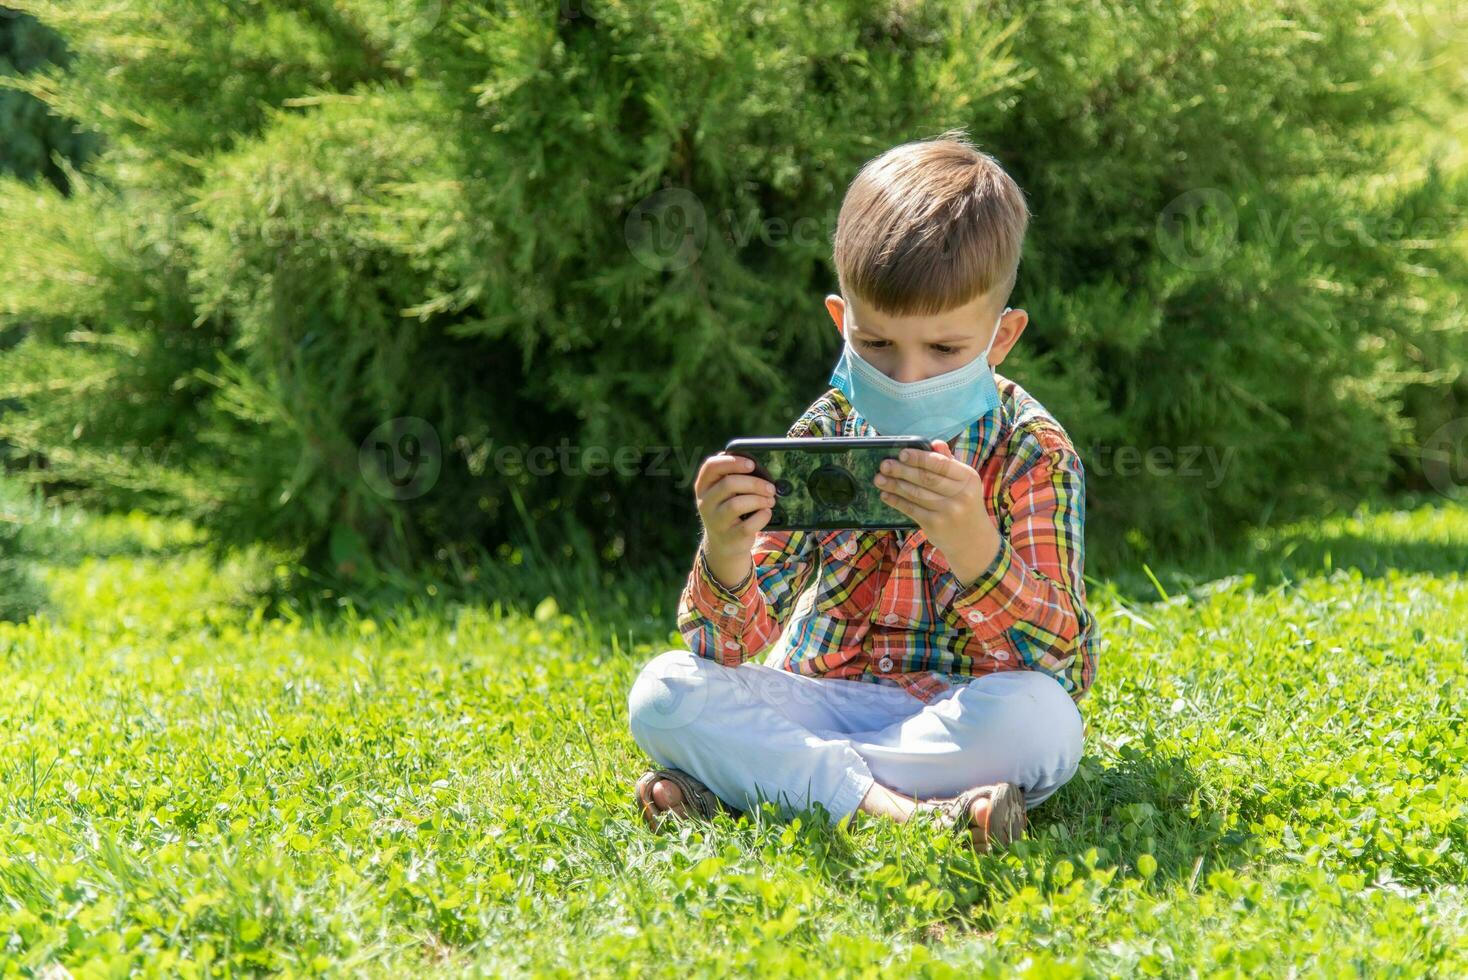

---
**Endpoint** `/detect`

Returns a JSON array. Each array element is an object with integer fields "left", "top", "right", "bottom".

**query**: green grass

[{"left": 0, "top": 491, "right": 1464, "bottom": 976}]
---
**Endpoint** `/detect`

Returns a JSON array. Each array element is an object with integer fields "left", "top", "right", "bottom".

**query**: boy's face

[{"left": 824, "top": 290, "right": 1028, "bottom": 384}]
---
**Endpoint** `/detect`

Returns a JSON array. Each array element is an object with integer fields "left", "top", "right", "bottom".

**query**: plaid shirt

[{"left": 677, "top": 374, "right": 1099, "bottom": 704}]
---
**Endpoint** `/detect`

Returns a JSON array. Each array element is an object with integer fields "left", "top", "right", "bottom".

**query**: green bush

[
  {"left": 0, "top": 0, "right": 1464, "bottom": 581},
  {"left": 0, "top": 8, "right": 96, "bottom": 189},
  {"left": 0, "top": 474, "right": 43, "bottom": 621}
]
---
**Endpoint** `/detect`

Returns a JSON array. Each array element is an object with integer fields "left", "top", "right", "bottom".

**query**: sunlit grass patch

[{"left": 0, "top": 494, "right": 1463, "bottom": 975}]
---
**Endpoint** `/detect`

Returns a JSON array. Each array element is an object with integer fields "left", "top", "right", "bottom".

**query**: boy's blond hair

[{"left": 833, "top": 129, "right": 1030, "bottom": 316}]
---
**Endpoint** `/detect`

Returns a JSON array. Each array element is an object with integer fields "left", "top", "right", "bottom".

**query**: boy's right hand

[{"left": 693, "top": 453, "right": 778, "bottom": 589}]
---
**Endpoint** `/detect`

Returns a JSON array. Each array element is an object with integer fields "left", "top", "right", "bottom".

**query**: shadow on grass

[
  {"left": 1238, "top": 525, "right": 1467, "bottom": 582},
  {"left": 244, "top": 535, "right": 689, "bottom": 649},
  {"left": 1099, "top": 491, "right": 1467, "bottom": 604},
  {"left": 675, "top": 739, "right": 1248, "bottom": 922}
]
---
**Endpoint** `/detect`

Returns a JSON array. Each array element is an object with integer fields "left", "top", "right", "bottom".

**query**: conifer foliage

[{"left": 0, "top": 0, "right": 1463, "bottom": 578}]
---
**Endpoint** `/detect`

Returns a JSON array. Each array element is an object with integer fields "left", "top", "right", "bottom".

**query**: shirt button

[
  {"left": 877, "top": 655, "right": 894, "bottom": 672},
  {"left": 967, "top": 610, "right": 985, "bottom": 623},
  {"left": 723, "top": 640, "right": 740, "bottom": 650},
  {"left": 883, "top": 612, "right": 898, "bottom": 625},
  {"left": 994, "top": 650, "right": 1010, "bottom": 661},
  {"left": 722, "top": 602, "right": 739, "bottom": 616},
  {"left": 841, "top": 539, "right": 856, "bottom": 555}
]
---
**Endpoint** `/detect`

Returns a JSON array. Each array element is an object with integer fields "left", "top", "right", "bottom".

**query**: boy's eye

[{"left": 858, "top": 339, "right": 959, "bottom": 355}]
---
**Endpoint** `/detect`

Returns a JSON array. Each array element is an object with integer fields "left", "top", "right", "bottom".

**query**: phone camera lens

[
  {"left": 807, "top": 464, "right": 858, "bottom": 508},
  {"left": 773, "top": 478, "right": 793, "bottom": 497}
]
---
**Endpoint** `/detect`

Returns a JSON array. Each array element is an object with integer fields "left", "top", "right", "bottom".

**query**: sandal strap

[
  {"left": 942, "top": 784, "right": 994, "bottom": 834},
  {"left": 931, "top": 782, "right": 1028, "bottom": 848},
  {"left": 643, "top": 767, "right": 740, "bottom": 820}
]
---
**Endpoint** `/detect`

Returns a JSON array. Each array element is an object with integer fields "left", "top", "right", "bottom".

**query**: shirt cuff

[
  {"left": 690, "top": 542, "right": 760, "bottom": 629},
  {"left": 943, "top": 537, "right": 1041, "bottom": 639}
]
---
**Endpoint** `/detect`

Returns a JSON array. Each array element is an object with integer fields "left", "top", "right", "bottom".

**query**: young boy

[{"left": 627, "top": 131, "right": 1097, "bottom": 852}]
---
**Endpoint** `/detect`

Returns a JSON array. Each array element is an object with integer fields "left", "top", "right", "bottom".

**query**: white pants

[{"left": 627, "top": 648, "right": 1086, "bottom": 829}]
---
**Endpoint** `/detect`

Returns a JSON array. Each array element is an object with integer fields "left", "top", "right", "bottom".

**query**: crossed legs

[{"left": 628, "top": 648, "right": 1084, "bottom": 837}]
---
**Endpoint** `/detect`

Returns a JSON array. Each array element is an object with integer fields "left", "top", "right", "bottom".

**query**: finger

[
  {"left": 880, "top": 455, "right": 966, "bottom": 494},
  {"left": 696, "top": 454, "right": 756, "bottom": 495},
  {"left": 715, "top": 493, "right": 778, "bottom": 525},
  {"left": 702, "top": 473, "right": 777, "bottom": 509},
  {"left": 874, "top": 473, "right": 948, "bottom": 508},
  {"left": 724, "top": 504, "right": 772, "bottom": 535},
  {"left": 709, "top": 505, "right": 774, "bottom": 537},
  {"left": 740, "top": 505, "right": 773, "bottom": 532},
  {"left": 879, "top": 488, "right": 935, "bottom": 521},
  {"left": 898, "top": 446, "right": 971, "bottom": 481},
  {"left": 696, "top": 454, "right": 756, "bottom": 492}
]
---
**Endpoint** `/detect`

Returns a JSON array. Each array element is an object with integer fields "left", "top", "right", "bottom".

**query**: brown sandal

[
  {"left": 925, "top": 781, "right": 1027, "bottom": 852},
  {"left": 634, "top": 767, "right": 743, "bottom": 831}
]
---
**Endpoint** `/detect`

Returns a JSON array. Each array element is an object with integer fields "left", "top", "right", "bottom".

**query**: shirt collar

[{"left": 948, "top": 403, "right": 1006, "bottom": 471}]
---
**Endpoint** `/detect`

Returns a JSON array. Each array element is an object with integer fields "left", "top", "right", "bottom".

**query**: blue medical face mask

[{"left": 828, "top": 305, "right": 1010, "bottom": 443}]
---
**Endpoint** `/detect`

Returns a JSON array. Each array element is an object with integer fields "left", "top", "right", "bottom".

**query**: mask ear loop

[{"left": 982, "top": 306, "right": 1012, "bottom": 363}]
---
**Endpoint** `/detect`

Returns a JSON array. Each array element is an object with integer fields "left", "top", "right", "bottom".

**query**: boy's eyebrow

[{"left": 853, "top": 326, "right": 975, "bottom": 345}]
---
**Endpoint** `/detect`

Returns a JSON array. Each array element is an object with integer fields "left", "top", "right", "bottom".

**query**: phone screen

[{"left": 724, "top": 436, "right": 932, "bottom": 530}]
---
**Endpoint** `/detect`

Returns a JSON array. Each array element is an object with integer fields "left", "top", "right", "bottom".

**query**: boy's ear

[
  {"left": 824, "top": 293, "right": 845, "bottom": 338},
  {"left": 989, "top": 308, "right": 1030, "bottom": 366}
]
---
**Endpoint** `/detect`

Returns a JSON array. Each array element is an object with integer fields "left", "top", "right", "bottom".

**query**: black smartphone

[{"left": 723, "top": 436, "right": 933, "bottom": 531}]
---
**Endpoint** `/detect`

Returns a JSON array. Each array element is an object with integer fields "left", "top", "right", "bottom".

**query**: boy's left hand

[{"left": 873, "top": 439, "right": 1001, "bottom": 586}]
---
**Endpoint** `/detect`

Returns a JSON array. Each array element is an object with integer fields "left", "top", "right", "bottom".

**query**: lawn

[{"left": 0, "top": 493, "right": 1464, "bottom": 976}]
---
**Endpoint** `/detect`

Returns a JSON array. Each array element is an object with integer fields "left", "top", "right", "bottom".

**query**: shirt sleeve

[
  {"left": 674, "top": 394, "right": 840, "bottom": 667},
  {"left": 676, "top": 529, "right": 819, "bottom": 667},
  {"left": 935, "top": 435, "right": 1100, "bottom": 701}
]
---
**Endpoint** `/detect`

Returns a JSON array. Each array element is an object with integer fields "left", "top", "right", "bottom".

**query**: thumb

[{"left": 930, "top": 439, "right": 954, "bottom": 458}]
